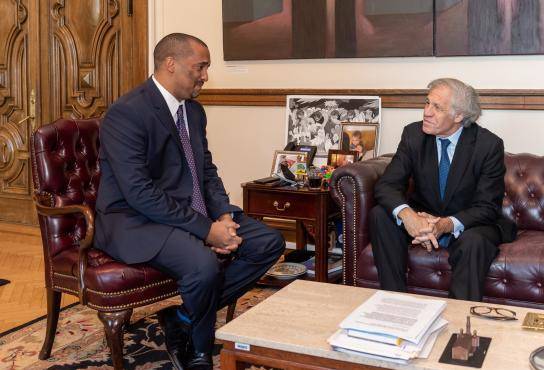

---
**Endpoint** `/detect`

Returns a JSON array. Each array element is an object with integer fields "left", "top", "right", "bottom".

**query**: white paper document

[
  {"left": 347, "top": 317, "right": 448, "bottom": 351},
  {"left": 332, "top": 346, "right": 409, "bottom": 365},
  {"left": 328, "top": 318, "right": 447, "bottom": 361},
  {"left": 339, "top": 291, "right": 447, "bottom": 344}
]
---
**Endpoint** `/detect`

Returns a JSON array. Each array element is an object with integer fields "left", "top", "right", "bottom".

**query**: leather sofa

[{"left": 330, "top": 153, "right": 544, "bottom": 309}]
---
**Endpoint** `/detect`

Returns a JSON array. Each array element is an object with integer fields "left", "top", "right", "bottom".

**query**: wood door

[{"left": 0, "top": 0, "right": 148, "bottom": 224}]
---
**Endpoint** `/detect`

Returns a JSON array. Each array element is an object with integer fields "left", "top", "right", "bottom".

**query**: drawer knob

[{"left": 273, "top": 201, "right": 291, "bottom": 211}]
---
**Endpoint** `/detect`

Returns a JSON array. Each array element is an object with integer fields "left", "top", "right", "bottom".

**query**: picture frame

[
  {"left": 339, "top": 122, "right": 379, "bottom": 161},
  {"left": 327, "top": 149, "right": 358, "bottom": 169},
  {"left": 223, "top": 1, "right": 544, "bottom": 60},
  {"left": 222, "top": 0, "right": 433, "bottom": 60},
  {"left": 284, "top": 142, "right": 317, "bottom": 166},
  {"left": 435, "top": 0, "right": 544, "bottom": 57},
  {"left": 285, "top": 95, "right": 381, "bottom": 157},
  {"left": 270, "top": 150, "right": 309, "bottom": 178},
  {"left": 293, "top": 145, "right": 317, "bottom": 166}
]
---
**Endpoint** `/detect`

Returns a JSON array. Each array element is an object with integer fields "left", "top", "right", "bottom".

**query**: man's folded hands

[
  {"left": 205, "top": 216, "right": 242, "bottom": 254},
  {"left": 399, "top": 208, "right": 453, "bottom": 252}
]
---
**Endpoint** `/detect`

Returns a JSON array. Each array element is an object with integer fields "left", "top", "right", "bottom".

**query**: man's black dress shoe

[
  {"left": 185, "top": 351, "right": 213, "bottom": 370},
  {"left": 157, "top": 305, "right": 192, "bottom": 370}
]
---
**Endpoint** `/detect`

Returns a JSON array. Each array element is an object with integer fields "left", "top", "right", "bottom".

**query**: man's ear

[
  {"left": 453, "top": 113, "right": 464, "bottom": 124},
  {"left": 164, "top": 57, "right": 176, "bottom": 73}
]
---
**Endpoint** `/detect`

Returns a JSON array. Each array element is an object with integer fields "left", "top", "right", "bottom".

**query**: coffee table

[{"left": 216, "top": 280, "right": 543, "bottom": 370}]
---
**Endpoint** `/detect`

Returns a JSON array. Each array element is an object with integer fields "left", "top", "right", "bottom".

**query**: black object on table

[
  {"left": 439, "top": 334, "right": 492, "bottom": 368},
  {"left": 0, "top": 279, "right": 10, "bottom": 287}
]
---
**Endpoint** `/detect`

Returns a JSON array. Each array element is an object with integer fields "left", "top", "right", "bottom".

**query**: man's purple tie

[{"left": 175, "top": 105, "right": 208, "bottom": 217}]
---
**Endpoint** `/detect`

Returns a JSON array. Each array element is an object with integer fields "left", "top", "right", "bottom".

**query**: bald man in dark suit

[{"left": 94, "top": 33, "right": 284, "bottom": 370}]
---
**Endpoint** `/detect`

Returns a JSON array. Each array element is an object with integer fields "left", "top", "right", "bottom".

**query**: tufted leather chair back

[
  {"left": 503, "top": 153, "right": 544, "bottom": 231},
  {"left": 31, "top": 118, "right": 101, "bottom": 260}
]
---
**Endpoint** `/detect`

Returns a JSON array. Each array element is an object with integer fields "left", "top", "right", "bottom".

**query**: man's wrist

[
  {"left": 398, "top": 207, "right": 414, "bottom": 221},
  {"left": 438, "top": 217, "right": 454, "bottom": 234},
  {"left": 218, "top": 213, "right": 233, "bottom": 222}
]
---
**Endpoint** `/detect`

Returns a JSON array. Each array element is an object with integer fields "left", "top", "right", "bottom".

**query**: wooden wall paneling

[
  {"left": 198, "top": 88, "right": 544, "bottom": 110},
  {"left": 45, "top": 0, "right": 125, "bottom": 119},
  {"left": 39, "top": 0, "right": 148, "bottom": 120},
  {"left": 0, "top": 0, "right": 39, "bottom": 224},
  {"left": 124, "top": 0, "right": 148, "bottom": 90},
  {"left": 0, "top": 0, "right": 148, "bottom": 225}
]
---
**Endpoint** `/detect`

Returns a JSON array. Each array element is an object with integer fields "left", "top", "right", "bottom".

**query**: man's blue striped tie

[{"left": 438, "top": 138, "right": 451, "bottom": 247}]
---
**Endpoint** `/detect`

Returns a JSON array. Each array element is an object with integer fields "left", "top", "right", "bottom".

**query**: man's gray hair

[{"left": 427, "top": 78, "right": 481, "bottom": 126}]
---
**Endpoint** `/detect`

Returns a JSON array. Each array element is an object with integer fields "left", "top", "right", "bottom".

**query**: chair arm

[
  {"left": 33, "top": 193, "right": 95, "bottom": 304},
  {"left": 330, "top": 156, "right": 391, "bottom": 285}
]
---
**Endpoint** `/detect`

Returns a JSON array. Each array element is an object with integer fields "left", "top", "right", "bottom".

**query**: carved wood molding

[
  {"left": 50, "top": 0, "right": 122, "bottom": 117},
  {"left": 198, "top": 89, "right": 544, "bottom": 110}
]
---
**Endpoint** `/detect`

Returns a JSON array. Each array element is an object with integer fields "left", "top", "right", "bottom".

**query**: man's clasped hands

[
  {"left": 205, "top": 214, "right": 242, "bottom": 255},
  {"left": 399, "top": 208, "right": 454, "bottom": 252}
]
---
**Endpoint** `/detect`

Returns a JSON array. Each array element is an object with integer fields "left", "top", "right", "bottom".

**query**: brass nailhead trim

[
  {"left": 53, "top": 272, "right": 77, "bottom": 280},
  {"left": 86, "top": 291, "right": 178, "bottom": 310},
  {"left": 53, "top": 285, "right": 79, "bottom": 295},
  {"left": 86, "top": 279, "right": 175, "bottom": 296},
  {"left": 335, "top": 176, "right": 358, "bottom": 286}
]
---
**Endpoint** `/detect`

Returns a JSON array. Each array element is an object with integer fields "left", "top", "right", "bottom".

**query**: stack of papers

[{"left": 328, "top": 291, "right": 448, "bottom": 364}]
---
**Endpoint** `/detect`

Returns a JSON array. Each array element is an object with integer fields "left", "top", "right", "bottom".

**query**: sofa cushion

[
  {"left": 485, "top": 230, "right": 544, "bottom": 304},
  {"left": 355, "top": 229, "right": 544, "bottom": 307}
]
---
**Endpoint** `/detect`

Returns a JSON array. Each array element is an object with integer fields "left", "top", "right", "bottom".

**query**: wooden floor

[{"left": 0, "top": 222, "right": 78, "bottom": 334}]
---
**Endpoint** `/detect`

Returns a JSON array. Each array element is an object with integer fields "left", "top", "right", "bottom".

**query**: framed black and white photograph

[
  {"left": 270, "top": 150, "right": 308, "bottom": 178},
  {"left": 285, "top": 95, "right": 381, "bottom": 157},
  {"left": 340, "top": 122, "right": 380, "bottom": 161}
]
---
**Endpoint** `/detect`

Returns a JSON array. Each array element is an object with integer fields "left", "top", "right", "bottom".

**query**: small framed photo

[
  {"left": 292, "top": 144, "right": 317, "bottom": 166},
  {"left": 327, "top": 149, "right": 358, "bottom": 168},
  {"left": 339, "top": 122, "right": 379, "bottom": 161},
  {"left": 271, "top": 150, "right": 308, "bottom": 177}
]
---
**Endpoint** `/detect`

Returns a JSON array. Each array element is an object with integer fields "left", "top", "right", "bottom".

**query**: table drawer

[{"left": 246, "top": 190, "right": 317, "bottom": 218}]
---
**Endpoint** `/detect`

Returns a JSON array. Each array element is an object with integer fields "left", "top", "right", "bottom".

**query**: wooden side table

[{"left": 242, "top": 182, "right": 339, "bottom": 283}]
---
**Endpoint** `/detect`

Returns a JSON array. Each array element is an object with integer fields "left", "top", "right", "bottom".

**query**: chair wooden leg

[
  {"left": 98, "top": 309, "right": 133, "bottom": 370},
  {"left": 39, "top": 288, "right": 62, "bottom": 360},
  {"left": 226, "top": 301, "right": 237, "bottom": 323}
]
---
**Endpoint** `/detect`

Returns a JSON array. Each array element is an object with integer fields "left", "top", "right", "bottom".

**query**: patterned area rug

[{"left": 0, "top": 287, "right": 277, "bottom": 369}]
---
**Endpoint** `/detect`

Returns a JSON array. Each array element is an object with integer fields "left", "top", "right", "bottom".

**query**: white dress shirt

[{"left": 152, "top": 75, "right": 190, "bottom": 138}]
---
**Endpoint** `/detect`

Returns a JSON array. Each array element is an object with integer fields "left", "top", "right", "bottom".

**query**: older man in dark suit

[
  {"left": 94, "top": 33, "right": 285, "bottom": 370},
  {"left": 370, "top": 78, "right": 514, "bottom": 302}
]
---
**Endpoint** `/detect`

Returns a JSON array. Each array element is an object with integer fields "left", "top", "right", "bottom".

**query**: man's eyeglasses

[{"left": 470, "top": 305, "right": 517, "bottom": 321}]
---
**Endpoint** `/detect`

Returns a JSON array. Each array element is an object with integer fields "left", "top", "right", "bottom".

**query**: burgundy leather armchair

[
  {"left": 330, "top": 153, "right": 544, "bottom": 309},
  {"left": 31, "top": 118, "right": 236, "bottom": 369}
]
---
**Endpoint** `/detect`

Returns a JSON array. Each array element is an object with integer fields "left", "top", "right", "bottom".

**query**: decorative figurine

[{"left": 452, "top": 316, "right": 480, "bottom": 361}]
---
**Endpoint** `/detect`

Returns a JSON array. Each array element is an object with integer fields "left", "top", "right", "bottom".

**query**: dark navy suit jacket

[
  {"left": 94, "top": 78, "right": 241, "bottom": 264},
  {"left": 375, "top": 121, "right": 512, "bottom": 237}
]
